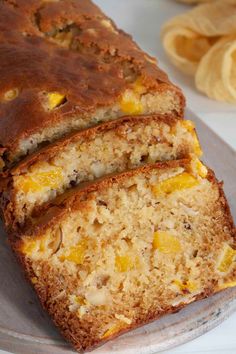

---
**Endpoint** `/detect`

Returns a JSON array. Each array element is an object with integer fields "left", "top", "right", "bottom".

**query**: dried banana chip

[
  {"left": 162, "top": 1, "right": 236, "bottom": 102},
  {"left": 196, "top": 35, "right": 236, "bottom": 103},
  {"left": 161, "top": 25, "right": 213, "bottom": 75}
]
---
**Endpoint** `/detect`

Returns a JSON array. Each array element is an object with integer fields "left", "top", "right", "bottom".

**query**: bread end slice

[{"left": 9, "top": 159, "right": 236, "bottom": 352}]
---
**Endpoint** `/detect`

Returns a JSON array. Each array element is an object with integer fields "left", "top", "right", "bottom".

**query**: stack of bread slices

[{"left": 0, "top": 0, "right": 235, "bottom": 352}]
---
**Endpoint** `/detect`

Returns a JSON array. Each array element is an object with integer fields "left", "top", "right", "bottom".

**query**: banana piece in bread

[{"left": 10, "top": 159, "right": 236, "bottom": 352}]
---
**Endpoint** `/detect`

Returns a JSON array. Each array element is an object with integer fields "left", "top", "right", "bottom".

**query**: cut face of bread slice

[
  {"left": 0, "top": 0, "right": 184, "bottom": 170},
  {"left": 10, "top": 159, "right": 236, "bottom": 352},
  {"left": 1, "top": 116, "right": 202, "bottom": 227}
]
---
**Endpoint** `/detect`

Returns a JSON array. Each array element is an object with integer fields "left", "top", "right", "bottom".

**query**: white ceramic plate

[{"left": 0, "top": 109, "right": 236, "bottom": 354}]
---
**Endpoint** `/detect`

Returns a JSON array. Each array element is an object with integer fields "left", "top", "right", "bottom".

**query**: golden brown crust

[
  {"left": 0, "top": 0, "right": 185, "bottom": 165},
  {"left": 7, "top": 159, "right": 236, "bottom": 352}
]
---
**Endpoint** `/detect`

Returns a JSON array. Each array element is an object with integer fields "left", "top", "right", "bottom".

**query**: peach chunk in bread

[{"left": 10, "top": 159, "right": 236, "bottom": 352}]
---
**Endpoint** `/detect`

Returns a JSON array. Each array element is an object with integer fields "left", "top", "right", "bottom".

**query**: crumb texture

[
  {"left": 9, "top": 119, "right": 200, "bottom": 224},
  {"left": 17, "top": 163, "right": 236, "bottom": 351}
]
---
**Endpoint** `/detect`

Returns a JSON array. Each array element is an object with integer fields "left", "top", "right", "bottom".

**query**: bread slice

[
  {"left": 9, "top": 159, "right": 236, "bottom": 352},
  {"left": 0, "top": 0, "right": 184, "bottom": 170},
  {"left": 0, "top": 115, "right": 202, "bottom": 227}
]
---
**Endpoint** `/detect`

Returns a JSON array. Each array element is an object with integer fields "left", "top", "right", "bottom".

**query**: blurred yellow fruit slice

[
  {"left": 153, "top": 231, "right": 181, "bottom": 254},
  {"left": 16, "top": 166, "right": 63, "bottom": 193},
  {"left": 217, "top": 244, "right": 236, "bottom": 273},
  {"left": 152, "top": 172, "right": 199, "bottom": 196},
  {"left": 47, "top": 92, "right": 66, "bottom": 110}
]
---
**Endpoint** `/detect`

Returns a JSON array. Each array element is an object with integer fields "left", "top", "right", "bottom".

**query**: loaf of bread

[
  {"left": 0, "top": 0, "right": 184, "bottom": 171},
  {"left": 10, "top": 159, "right": 236, "bottom": 352},
  {"left": 1, "top": 116, "right": 201, "bottom": 227},
  {"left": 1, "top": 1, "right": 236, "bottom": 353}
]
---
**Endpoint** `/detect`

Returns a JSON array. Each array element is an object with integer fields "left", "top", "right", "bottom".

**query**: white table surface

[{"left": 1, "top": 1, "right": 236, "bottom": 354}]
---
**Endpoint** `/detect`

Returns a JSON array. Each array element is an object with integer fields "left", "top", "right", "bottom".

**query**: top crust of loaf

[{"left": 0, "top": 0, "right": 185, "bottom": 164}]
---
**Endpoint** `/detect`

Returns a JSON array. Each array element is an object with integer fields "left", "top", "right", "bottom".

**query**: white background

[{"left": 1, "top": 1, "right": 236, "bottom": 353}]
